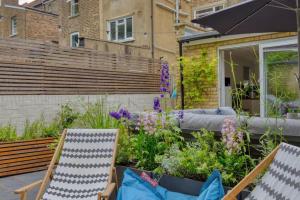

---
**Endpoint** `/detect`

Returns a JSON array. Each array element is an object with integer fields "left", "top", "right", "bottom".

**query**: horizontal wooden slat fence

[
  {"left": 0, "top": 38, "right": 161, "bottom": 95},
  {"left": 0, "top": 138, "right": 55, "bottom": 177}
]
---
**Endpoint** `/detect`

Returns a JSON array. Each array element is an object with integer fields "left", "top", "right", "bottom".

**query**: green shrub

[
  {"left": 0, "top": 124, "right": 18, "bottom": 142},
  {"left": 22, "top": 119, "right": 46, "bottom": 140},
  {"left": 155, "top": 129, "right": 256, "bottom": 187},
  {"left": 74, "top": 99, "right": 119, "bottom": 129}
]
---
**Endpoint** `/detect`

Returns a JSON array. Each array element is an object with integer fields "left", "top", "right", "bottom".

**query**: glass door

[{"left": 262, "top": 41, "right": 300, "bottom": 118}]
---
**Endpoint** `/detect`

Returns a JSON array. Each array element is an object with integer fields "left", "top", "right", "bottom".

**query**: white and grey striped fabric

[
  {"left": 246, "top": 143, "right": 300, "bottom": 200},
  {"left": 42, "top": 129, "right": 118, "bottom": 200}
]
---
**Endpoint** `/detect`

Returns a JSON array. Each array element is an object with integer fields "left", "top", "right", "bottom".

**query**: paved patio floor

[{"left": 0, "top": 171, "right": 45, "bottom": 200}]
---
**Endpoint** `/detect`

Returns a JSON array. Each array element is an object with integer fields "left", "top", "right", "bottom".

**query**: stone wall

[{"left": 0, "top": 94, "right": 159, "bottom": 135}]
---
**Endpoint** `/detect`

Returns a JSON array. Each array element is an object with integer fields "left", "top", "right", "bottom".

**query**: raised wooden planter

[{"left": 0, "top": 138, "right": 55, "bottom": 177}]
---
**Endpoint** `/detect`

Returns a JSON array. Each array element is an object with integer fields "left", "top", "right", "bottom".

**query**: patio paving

[{"left": 0, "top": 171, "right": 45, "bottom": 200}]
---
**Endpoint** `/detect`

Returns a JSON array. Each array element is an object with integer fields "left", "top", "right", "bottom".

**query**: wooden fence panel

[
  {"left": 0, "top": 138, "right": 54, "bottom": 177},
  {"left": 0, "top": 38, "right": 161, "bottom": 95}
]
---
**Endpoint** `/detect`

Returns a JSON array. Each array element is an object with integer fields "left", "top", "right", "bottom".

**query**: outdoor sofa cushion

[
  {"left": 117, "top": 169, "right": 225, "bottom": 200},
  {"left": 180, "top": 113, "right": 300, "bottom": 137}
]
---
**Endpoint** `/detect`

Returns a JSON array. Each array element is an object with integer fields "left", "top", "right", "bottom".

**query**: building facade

[
  {"left": 0, "top": 0, "right": 59, "bottom": 43},
  {"left": 55, "top": 0, "right": 202, "bottom": 65},
  {"left": 179, "top": 1, "right": 299, "bottom": 117}
]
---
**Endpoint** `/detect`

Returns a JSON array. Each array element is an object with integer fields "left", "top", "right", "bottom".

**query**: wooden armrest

[
  {"left": 15, "top": 180, "right": 43, "bottom": 194},
  {"left": 223, "top": 145, "right": 280, "bottom": 200},
  {"left": 99, "top": 183, "right": 116, "bottom": 200}
]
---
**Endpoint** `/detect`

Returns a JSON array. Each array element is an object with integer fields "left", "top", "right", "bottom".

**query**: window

[
  {"left": 11, "top": 16, "right": 17, "bottom": 36},
  {"left": 70, "top": 32, "right": 79, "bottom": 48},
  {"left": 70, "top": 0, "right": 79, "bottom": 16},
  {"left": 194, "top": 4, "right": 224, "bottom": 19},
  {"left": 194, "top": 4, "right": 224, "bottom": 29},
  {"left": 108, "top": 16, "right": 133, "bottom": 42}
]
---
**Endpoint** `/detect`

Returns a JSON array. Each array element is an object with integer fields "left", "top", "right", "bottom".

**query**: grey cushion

[
  {"left": 242, "top": 116, "right": 300, "bottom": 137},
  {"left": 180, "top": 113, "right": 228, "bottom": 132},
  {"left": 245, "top": 143, "right": 300, "bottom": 200}
]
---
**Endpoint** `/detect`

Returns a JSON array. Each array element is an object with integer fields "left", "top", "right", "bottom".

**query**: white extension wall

[{"left": 0, "top": 94, "right": 159, "bottom": 134}]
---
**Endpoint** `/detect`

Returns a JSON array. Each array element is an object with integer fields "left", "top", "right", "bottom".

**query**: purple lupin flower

[
  {"left": 153, "top": 97, "right": 161, "bottom": 113},
  {"left": 160, "top": 63, "right": 170, "bottom": 95}
]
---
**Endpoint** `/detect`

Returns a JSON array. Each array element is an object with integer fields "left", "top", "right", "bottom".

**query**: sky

[{"left": 19, "top": 0, "right": 35, "bottom": 5}]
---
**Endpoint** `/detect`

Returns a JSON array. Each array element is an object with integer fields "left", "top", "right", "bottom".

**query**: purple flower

[
  {"left": 160, "top": 63, "right": 170, "bottom": 95},
  {"left": 109, "top": 111, "right": 121, "bottom": 120},
  {"left": 153, "top": 97, "right": 161, "bottom": 112},
  {"left": 119, "top": 108, "right": 132, "bottom": 120},
  {"left": 109, "top": 107, "right": 132, "bottom": 120},
  {"left": 221, "top": 117, "right": 244, "bottom": 154},
  {"left": 178, "top": 110, "right": 184, "bottom": 120}
]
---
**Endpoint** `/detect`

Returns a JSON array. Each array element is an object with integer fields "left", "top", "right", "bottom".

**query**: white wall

[{"left": 0, "top": 94, "right": 159, "bottom": 134}]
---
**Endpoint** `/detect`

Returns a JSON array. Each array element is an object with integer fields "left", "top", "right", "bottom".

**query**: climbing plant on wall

[{"left": 180, "top": 50, "right": 217, "bottom": 108}]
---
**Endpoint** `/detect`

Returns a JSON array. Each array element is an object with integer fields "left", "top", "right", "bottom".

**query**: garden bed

[{"left": 0, "top": 137, "right": 54, "bottom": 177}]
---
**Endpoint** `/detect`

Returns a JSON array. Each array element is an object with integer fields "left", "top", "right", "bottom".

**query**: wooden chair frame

[
  {"left": 15, "top": 129, "right": 119, "bottom": 200},
  {"left": 223, "top": 145, "right": 280, "bottom": 200}
]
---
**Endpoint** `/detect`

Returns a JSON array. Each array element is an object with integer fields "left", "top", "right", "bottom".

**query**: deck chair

[
  {"left": 15, "top": 129, "right": 119, "bottom": 200},
  {"left": 223, "top": 143, "right": 300, "bottom": 200}
]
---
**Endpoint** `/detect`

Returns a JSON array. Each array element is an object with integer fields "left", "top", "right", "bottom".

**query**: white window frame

[
  {"left": 107, "top": 16, "right": 133, "bottom": 42},
  {"left": 70, "top": 32, "right": 79, "bottom": 48},
  {"left": 11, "top": 16, "right": 17, "bottom": 36},
  {"left": 70, "top": 0, "right": 79, "bottom": 17},
  {"left": 194, "top": 3, "right": 224, "bottom": 20},
  {"left": 217, "top": 36, "right": 297, "bottom": 117}
]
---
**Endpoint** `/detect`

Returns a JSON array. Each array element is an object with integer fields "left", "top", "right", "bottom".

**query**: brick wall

[
  {"left": 0, "top": 5, "right": 58, "bottom": 42},
  {"left": 59, "top": 0, "right": 101, "bottom": 47},
  {"left": 183, "top": 33, "right": 295, "bottom": 109},
  {"left": 25, "top": 10, "right": 58, "bottom": 42}
]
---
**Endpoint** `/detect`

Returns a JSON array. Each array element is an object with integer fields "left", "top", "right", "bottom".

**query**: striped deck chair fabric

[
  {"left": 42, "top": 129, "right": 118, "bottom": 200},
  {"left": 246, "top": 143, "right": 300, "bottom": 200}
]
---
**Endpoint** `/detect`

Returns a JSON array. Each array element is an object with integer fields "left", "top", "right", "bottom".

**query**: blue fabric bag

[
  {"left": 198, "top": 170, "right": 225, "bottom": 200},
  {"left": 117, "top": 169, "right": 224, "bottom": 200}
]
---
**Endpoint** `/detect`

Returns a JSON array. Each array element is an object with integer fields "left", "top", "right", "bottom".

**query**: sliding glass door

[{"left": 262, "top": 40, "right": 300, "bottom": 118}]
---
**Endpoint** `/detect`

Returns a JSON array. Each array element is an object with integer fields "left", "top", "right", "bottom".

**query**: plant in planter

[
  {"left": 155, "top": 127, "right": 256, "bottom": 187},
  {"left": 0, "top": 124, "right": 17, "bottom": 142}
]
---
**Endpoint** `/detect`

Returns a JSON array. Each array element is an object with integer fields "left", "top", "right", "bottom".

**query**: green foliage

[
  {"left": 22, "top": 119, "right": 47, "bottom": 140},
  {"left": 0, "top": 124, "right": 17, "bottom": 142},
  {"left": 74, "top": 99, "right": 119, "bottom": 129},
  {"left": 180, "top": 50, "right": 217, "bottom": 108},
  {"left": 57, "top": 104, "right": 79, "bottom": 129},
  {"left": 258, "top": 127, "right": 284, "bottom": 157},
  {"left": 155, "top": 129, "right": 256, "bottom": 187}
]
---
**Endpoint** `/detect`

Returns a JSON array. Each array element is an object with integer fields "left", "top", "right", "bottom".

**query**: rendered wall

[{"left": 0, "top": 94, "right": 159, "bottom": 134}]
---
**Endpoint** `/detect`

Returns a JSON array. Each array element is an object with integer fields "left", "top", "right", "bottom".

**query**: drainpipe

[
  {"left": 150, "top": 0, "right": 154, "bottom": 59},
  {"left": 179, "top": 41, "right": 184, "bottom": 110},
  {"left": 175, "top": 0, "right": 180, "bottom": 24}
]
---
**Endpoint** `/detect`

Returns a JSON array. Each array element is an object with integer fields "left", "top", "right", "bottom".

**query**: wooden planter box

[{"left": 0, "top": 138, "right": 55, "bottom": 177}]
